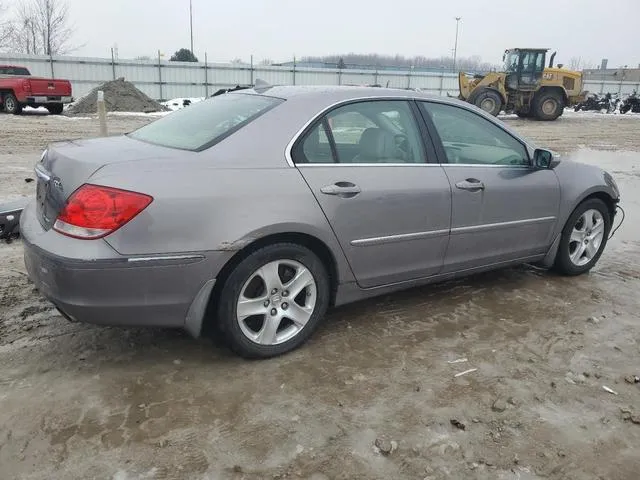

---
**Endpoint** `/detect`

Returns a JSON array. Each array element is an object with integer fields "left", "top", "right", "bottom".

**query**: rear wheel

[
  {"left": 216, "top": 243, "right": 330, "bottom": 358},
  {"left": 469, "top": 89, "right": 503, "bottom": 116},
  {"left": 3, "top": 94, "right": 22, "bottom": 115},
  {"left": 553, "top": 198, "right": 611, "bottom": 276},
  {"left": 47, "top": 103, "right": 64, "bottom": 115},
  {"left": 533, "top": 91, "right": 564, "bottom": 121}
]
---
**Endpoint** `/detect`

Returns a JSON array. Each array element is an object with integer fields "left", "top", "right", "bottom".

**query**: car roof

[{"left": 233, "top": 84, "right": 452, "bottom": 103}]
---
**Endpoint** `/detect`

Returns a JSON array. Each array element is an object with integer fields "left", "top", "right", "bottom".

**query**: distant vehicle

[
  {"left": 22, "top": 85, "right": 621, "bottom": 358},
  {"left": 459, "top": 48, "right": 586, "bottom": 120},
  {"left": 620, "top": 91, "right": 640, "bottom": 114},
  {"left": 0, "top": 65, "right": 73, "bottom": 115},
  {"left": 574, "top": 92, "right": 619, "bottom": 113}
]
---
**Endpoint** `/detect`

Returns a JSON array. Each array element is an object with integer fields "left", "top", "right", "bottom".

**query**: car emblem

[{"left": 52, "top": 179, "right": 63, "bottom": 190}]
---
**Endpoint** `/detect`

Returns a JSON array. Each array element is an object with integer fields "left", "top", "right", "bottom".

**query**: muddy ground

[{"left": 1, "top": 110, "right": 640, "bottom": 480}]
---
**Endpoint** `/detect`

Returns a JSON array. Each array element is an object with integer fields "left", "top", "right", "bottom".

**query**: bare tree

[
  {"left": 0, "top": 2, "right": 14, "bottom": 47},
  {"left": 11, "top": 0, "right": 75, "bottom": 55}
]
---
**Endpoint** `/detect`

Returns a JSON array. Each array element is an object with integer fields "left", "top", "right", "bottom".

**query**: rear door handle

[
  {"left": 320, "top": 182, "right": 361, "bottom": 197},
  {"left": 455, "top": 178, "right": 485, "bottom": 192}
]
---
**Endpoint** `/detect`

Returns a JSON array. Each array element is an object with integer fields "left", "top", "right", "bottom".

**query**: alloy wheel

[
  {"left": 568, "top": 209, "right": 605, "bottom": 267},
  {"left": 236, "top": 259, "right": 317, "bottom": 345}
]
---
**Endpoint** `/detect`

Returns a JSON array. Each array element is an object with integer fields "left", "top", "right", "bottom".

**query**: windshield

[
  {"left": 128, "top": 93, "right": 283, "bottom": 151},
  {"left": 504, "top": 52, "right": 519, "bottom": 73}
]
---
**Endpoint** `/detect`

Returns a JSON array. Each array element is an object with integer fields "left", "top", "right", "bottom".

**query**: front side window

[
  {"left": 421, "top": 102, "right": 529, "bottom": 166},
  {"left": 296, "top": 100, "right": 425, "bottom": 164},
  {"left": 129, "top": 93, "right": 283, "bottom": 151}
]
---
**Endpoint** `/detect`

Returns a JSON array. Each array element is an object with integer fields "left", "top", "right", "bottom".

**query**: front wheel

[
  {"left": 554, "top": 198, "right": 611, "bottom": 276},
  {"left": 216, "top": 243, "right": 330, "bottom": 358},
  {"left": 470, "top": 89, "right": 503, "bottom": 116}
]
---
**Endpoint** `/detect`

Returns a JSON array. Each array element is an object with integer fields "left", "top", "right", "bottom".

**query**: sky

[{"left": 9, "top": 0, "right": 639, "bottom": 68}]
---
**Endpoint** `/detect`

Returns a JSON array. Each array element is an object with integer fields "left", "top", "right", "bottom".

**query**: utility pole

[
  {"left": 190, "top": 0, "right": 194, "bottom": 55},
  {"left": 453, "top": 16, "right": 462, "bottom": 72}
]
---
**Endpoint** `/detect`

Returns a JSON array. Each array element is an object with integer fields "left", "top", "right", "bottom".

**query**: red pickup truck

[{"left": 0, "top": 65, "right": 73, "bottom": 115}]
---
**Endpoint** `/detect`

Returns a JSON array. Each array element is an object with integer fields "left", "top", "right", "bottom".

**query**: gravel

[{"left": 68, "top": 78, "right": 168, "bottom": 114}]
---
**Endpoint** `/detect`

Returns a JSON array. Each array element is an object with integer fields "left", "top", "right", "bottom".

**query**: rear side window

[
  {"left": 129, "top": 94, "right": 283, "bottom": 151},
  {"left": 0, "top": 66, "right": 30, "bottom": 75}
]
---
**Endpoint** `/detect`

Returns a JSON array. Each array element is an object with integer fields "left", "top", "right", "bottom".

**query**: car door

[
  {"left": 418, "top": 101, "right": 560, "bottom": 273},
  {"left": 291, "top": 99, "right": 451, "bottom": 288}
]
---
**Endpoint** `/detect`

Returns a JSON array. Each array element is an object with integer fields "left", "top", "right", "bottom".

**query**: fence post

[
  {"left": 157, "top": 50, "right": 163, "bottom": 101},
  {"left": 110, "top": 48, "right": 116, "bottom": 80},
  {"left": 292, "top": 56, "right": 296, "bottom": 85},
  {"left": 204, "top": 52, "right": 209, "bottom": 97},
  {"left": 250, "top": 54, "right": 254, "bottom": 86},
  {"left": 439, "top": 67, "right": 445, "bottom": 96},
  {"left": 49, "top": 54, "right": 54, "bottom": 78}
]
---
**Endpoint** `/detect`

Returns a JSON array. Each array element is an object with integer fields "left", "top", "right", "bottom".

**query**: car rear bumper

[
  {"left": 26, "top": 96, "right": 73, "bottom": 104},
  {"left": 20, "top": 200, "right": 233, "bottom": 336}
]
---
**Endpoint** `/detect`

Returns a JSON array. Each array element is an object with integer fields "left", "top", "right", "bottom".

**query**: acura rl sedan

[{"left": 21, "top": 85, "right": 621, "bottom": 358}]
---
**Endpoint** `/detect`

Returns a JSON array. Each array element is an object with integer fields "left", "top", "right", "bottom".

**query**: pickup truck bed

[{"left": 0, "top": 65, "right": 73, "bottom": 115}]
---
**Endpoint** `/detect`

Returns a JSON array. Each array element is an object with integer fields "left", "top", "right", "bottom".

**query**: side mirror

[{"left": 534, "top": 148, "right": 560, "bottom": 169}]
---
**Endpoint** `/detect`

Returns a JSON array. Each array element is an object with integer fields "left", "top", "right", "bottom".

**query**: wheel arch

[
  {"left": 542, "top": 189, "right": 618, "bottom": 268},
  {"left": 536, "top": 86, "right": 568, "bottom": 106},
  {"left": 201, "top": 231, "right": 342, "bottom": 337}
]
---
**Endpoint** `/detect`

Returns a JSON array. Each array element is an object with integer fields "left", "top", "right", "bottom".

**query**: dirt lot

[{"left": 1, "top": 110, "right": 640, "bottom": 480}]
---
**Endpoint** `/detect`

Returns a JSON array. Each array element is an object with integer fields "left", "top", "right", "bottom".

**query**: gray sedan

[{"left": 21, "top": 86, "right": 621, "bottom": 358}]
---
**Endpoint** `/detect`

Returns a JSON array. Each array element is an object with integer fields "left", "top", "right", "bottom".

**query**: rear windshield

[
  {"left": 0, "top": 66, "right": 30, "bottom": 75},
  {"left": 128, "top": 93, "right": 283, "bottom": 151}
]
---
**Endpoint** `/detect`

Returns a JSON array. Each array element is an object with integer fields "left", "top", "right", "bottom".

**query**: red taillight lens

[
  {"left": 53, "top": 184, "right": 153, "bottom": 239},
  {"left": 22, "top": 79, "right": 31, "bottom": 92}
]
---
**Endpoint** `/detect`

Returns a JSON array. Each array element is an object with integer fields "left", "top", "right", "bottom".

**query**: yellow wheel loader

[{"left": 458, "top": 48, "right": 586, "bottom": 120}]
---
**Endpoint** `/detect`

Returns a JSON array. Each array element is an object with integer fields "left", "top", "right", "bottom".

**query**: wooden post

[{"left": 97, "top": 91, "right": 108, "bottom": 137}]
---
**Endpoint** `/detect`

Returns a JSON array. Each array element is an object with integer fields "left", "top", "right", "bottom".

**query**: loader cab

[{"left": 503, "top": 48, "right": 548, "bottom": 91}]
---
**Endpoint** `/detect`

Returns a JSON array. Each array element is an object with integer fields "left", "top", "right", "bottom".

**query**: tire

[
  {"left": 532, "top": 91, "right": 564, "bottom": 121},
  {"left": 553, "top": 198, "right": 611, "bottom": 276},
  {"left": 469, "top": 89, "right": 503, "bottom": 116},
  {"left": 47, "top": 103, "right": 64, "bottom": 115},
  {"left": 216, "top": 243, "right": 330, "bottom": 359},
  {"left": 3, "top": 93, "right": 22, "bottom": 115}
]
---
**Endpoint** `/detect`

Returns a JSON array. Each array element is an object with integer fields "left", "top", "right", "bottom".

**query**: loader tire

[
  {"left": 469, "top": 88, "right": 503, "bottom": 116},
  {"left": 533, "top": 91, "right": 564, "bottom": 121}
]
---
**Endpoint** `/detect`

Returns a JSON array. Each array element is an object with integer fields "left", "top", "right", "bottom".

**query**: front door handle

[
  {"left": 455, "top": 178, "right": 485, "bottom": 192},
  {"left": 320, "top": 182, "right": 361, "bottom": 197}
]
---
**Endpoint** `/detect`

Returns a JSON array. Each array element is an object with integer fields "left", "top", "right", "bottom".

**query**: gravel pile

[{"left": 68, "top": 78, "right": 168, "bottom": 114}]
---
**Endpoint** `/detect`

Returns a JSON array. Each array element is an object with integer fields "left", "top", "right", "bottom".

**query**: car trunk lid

[{"left": 35, "top": 135, "right": 173, "bottom": 230}]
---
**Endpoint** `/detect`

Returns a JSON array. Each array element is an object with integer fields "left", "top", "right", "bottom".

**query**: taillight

[
  {"left": 22, "top": 79, "right": 31, "bottom": 92},
  {"left": 53, "top": 184, "right": 153, "bottom": 239}
]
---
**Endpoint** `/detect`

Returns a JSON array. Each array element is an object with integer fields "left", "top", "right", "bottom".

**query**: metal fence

[
  {"left": 2, "top": 53, "right": 638, "bottom": 101},
  {"left": 0, "top": 53, "right": 461, "bottom": 101},
  {"left": 583, "top": 79, "right": 640, "bottom": 96}
]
